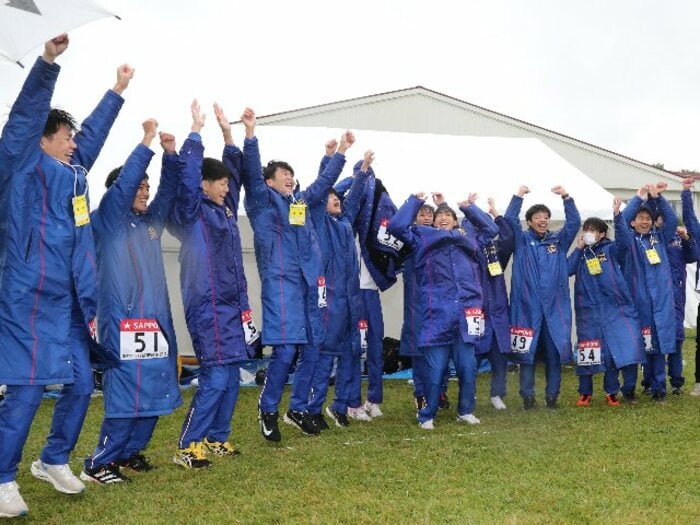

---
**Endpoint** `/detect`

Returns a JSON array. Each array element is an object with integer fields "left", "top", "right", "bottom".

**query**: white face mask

[{"left": 583, "top": 231, "right": 597, "bottom": 246}]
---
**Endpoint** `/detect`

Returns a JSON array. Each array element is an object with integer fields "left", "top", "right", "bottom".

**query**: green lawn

[{"left": 14, "top": 336, "right": 700, "bottom": 525}]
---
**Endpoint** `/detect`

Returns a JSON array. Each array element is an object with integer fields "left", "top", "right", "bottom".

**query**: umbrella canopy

[
  {"left": 0, "top": 0, "right": 118, "bottom": 67},
  {"left": 247, "top": 126, "right": 619, "bottom": 221}
]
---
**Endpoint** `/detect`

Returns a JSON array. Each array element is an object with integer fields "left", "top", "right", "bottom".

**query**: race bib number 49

[
  {"left": 119, "top": 319, "right": 169, "bottom": 360},
  {"left": 510, "top": 327, "right": 534, "bottom": 353},
  {"left": 577, "top": 340, "right": 601, "bottom": 366}
]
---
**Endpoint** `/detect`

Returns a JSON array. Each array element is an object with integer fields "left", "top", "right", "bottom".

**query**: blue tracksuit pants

[
  {"left": 259, "top": 344, "right": 319, "bottom": 414},
  {"left": 84, "top": 416, "right": 158, "bottom": 470}
]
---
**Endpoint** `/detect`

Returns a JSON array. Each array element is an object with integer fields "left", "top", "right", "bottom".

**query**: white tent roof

[{"left": 250, "top": 126, "right": 617, "bottom": 221}]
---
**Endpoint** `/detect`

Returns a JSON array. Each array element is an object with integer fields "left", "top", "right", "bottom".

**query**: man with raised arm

[
  {"left": 241, "top": 109, "right": 354, "bottom": 442},
  {"left": 504, "top": 185, "right": 580, "bottom": 410},
  {"left": 0, "top": 35, "right": 133, "bottom": 517},
  {"left": 81, "top": 120, "right": 181, "bottom": 484}
]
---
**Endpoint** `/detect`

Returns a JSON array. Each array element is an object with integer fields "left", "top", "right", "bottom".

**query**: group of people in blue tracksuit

[{"left": 2, "top": 34, "right": 700, "bottom": 520}]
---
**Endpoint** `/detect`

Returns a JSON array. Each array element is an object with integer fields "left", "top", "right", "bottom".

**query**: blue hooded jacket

[
  {"left": 168, "top": 135, "right": 253, "bottom": 366},
  {"left": 389, "top": 196, "right": 497, "bottom": 347},
  {"left": 0, "top": 57, "right": 123, "bottom": 386},
  {"left": 504, "top": 195, "right": 581, "bottom": 364},
  {"left": 620, "top": 195, "right": 677, "bottom": 355},
  {"left": 241, "top": 136, "right": 346, "bottom": 346},
  {"left": 335, "top": 161, "right": 404, "bottom": 291},
  {"left": 309, "top": 158, "right": 368, "bottom": 354},
  {"left": 91, "top": 143, "right": 182, "bottom": 417},
  {"left": 567, "top": 212, "right": 644, "bottom": 376}
]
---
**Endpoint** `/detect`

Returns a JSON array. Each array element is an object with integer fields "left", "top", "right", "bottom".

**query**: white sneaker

[
  {"left": 419, "top": 419, "right": 434, "bottom": 430},
  {"left": 31, "top": 460, "right": 85, "bottom": 494},
  {"left": 690, "top": 383, "right": 700, "bottom": 397},
  {"left": 457, "top": 413, "right": 481, "bottom": 425},
  {"left": 363, "top": 401, "right": 383, "bottom": 418},
  {"left": 0, "top": 481, "right": 28, "bottom": 518},
  {"left": 347, "top": 406, "right": 372, "bottom": 421},
  {"left": 490, "top": 396, "right": 507, "bottom": 410}
]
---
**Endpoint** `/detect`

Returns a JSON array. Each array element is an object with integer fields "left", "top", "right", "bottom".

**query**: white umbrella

[{"left": 0, "top": 0, "right": 119, "bottom": 67}]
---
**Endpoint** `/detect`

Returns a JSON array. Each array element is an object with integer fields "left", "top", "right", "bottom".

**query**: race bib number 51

[
  {"left": 241, "top": 309, "right": 260, "bottom": 345},
  {"left": 464, "top": 307, "right": 484, "bottom": 336},
  {"left": 119, "top": 319, "right": 169, "bottom": 360},
  {"left": 510, "top": 327, "right": 534, "bottom": 353}
]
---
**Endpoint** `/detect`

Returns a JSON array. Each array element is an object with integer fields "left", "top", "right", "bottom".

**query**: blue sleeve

[
  {"left": 0, "top": 57, "right": 59, "bottom": 172},
  {"left": 495, "top": 216, "right": 515, "bottom": 265},
  {"left": 387, "top": 195, "right": 422, "bottom": 249},
  {"left": 559, "top": 197, "right": 582, "bottom": 250},
  {"left": 682, "top": 238, "right": 700, "bottom": 264},
  {"left": 241, "top": 136, "right": 271, "bottom": 215},
  {"left": 94, "top": 143, "right": 155, "bottom": 234},
  {"left": 651, "top": 195, "right": 677, "bottom": 241},
  {"left": 567, "top": 247, "right": 582, "bottom": 276},
  {"left": 71, "top": 90, "right": 125, "bottom": 171},
  {"left": 222, "top": 144, "right": 243, "bottom": 215},
  {"left": 682, "top": 189, "right": 700, "bottom": 241},
  {"left": 461, "top": 204, "right": 499, "bottom": 247},
  {"left": 621, "top": 195, "right": 643, "bottom": 226},
  {"left": 318, "top": 155, "right": 332, "bottom": 177},
  {"left": 504, "top": 195, "right": 525, "bottom": 245},
  {"left": 301, "top": 152, "right": 346, "bottom": 207},
  {"left": 341, "top": 167, "right": 370, "bottom": 225},
  {"left": 147, "top": 151, "right": 179, "bottom": 230},
  {"left": 611, "top": 212, "right": 630, "bottom": 265},
  {"left": 172, "top": 134, "right": 204, "bottom": 225}
]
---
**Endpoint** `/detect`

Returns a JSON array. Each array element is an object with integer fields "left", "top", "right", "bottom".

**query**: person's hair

[
  {"left": 525, "top": 204, "right": 551, "bottom": 222},
  {"left": 263, "top": 160, "right": 294, "bottom": 181},
  {"left": 635, "top": 206, "right": 655, "bottom": 221},
  {"left": 42, "top": 108, "right": 78, "bottom": 137},
  {"left": 434, "top": 203, "right": 457, "bottom": 223},
  {"left": 419, "top": 203, "right": 435, "bottom": 215},
  {"left": 328, "top": 188, "right": 339, "bottom": 199},
  {"left": 582, "top": 217, "right": 608, "bottom": 235},
  {"left": 105, "top": 166, "right": 149, "bottom": 189},
  {"left": 202, "top": 157, "right": 230, "bottom": 182}
]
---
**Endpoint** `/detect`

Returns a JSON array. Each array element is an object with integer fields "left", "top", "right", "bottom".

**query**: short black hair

[
  {"left": 434, "top": 203, "right": 457, "bottom": 223},
  {"left": 202, "top": 157, "right": 230, "bottom": 182},
  {"left": 263, "top": 160, "right": 294, "bottom": 181},
  {"left": 419, "top": 203, "right": 435, "bottom": 214},
  {"left": 582, "top": 217, "right": 608, "bottom": 234},
  {"left": 328, "top": 188, "right": 339, "bottom": 199},
  {"left": 43, "top": 108, "right": 78, "bottom": 138},
  {"left": 637, "top": 205, "right": 657, "bottom": 221},
  {"left": 525, "top": 204, "right": 551, "bottom": 222},
  {"left": 105, "top": 166, "right": 149, "bottom": 189}
]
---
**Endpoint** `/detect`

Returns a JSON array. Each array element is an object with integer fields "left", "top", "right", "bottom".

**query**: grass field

[{"left": 12, "top": 336, "right": 700, "bottom": 524}]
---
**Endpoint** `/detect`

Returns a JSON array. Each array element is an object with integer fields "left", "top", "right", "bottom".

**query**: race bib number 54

[
  {"left": 577, "top": 340, "right": 601, "bottom": 366},
  {"left": 119, "top": 319, "right": 169, "bottom": 360},
  {"left": 510, "top": 327, "right": 534, "bottom": 353}
]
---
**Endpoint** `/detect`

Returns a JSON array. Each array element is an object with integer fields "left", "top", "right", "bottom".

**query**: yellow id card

[
  {"left": 487, "top": 261, "right": 503, "bottom": 276},
  {"left": 586, "top": 257, "right": 602, "bottom": 275},
  {"left": 289, "top": 203, "right": 306, "bottom": 226},
  {"left": 645, "top": 248, "right": 661, "bottom": 265},
  {"left": 72, "top": 195, "right": 90, "bottom": 227}
]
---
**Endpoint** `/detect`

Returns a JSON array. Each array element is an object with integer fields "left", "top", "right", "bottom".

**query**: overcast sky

[{"left": 2, "top": 0, "right": 700, "bottom": 205}]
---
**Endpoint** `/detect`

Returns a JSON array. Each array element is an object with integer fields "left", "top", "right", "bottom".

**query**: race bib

[
  {"left": 577, "top": 340, "right": 602, "bottom": 366},
  {"left": 642, "top": 327, "right": 653, "bottom": 352},
  {"left": 119, "top": 319, "right": 169, "bottom": 360},
  {"left": 510, "top": 327, "right": 534, "bottom": 353},
  {"left": 645, "top": 248, "right": 661, "bottom": 265},
  {"left": 464, "top": 307, "right": 484, "bottom": 336},
  {"left": 358, "top": 319, "right": 368, "bottom": 349},
  {"left": 488, "top": 261, "right": 503, "bottom": 276},
  {"left": 289, "top": 202, "right": 306, "bottom": 226},
  {"left": 241, "top": 309, "right": 260, "bottom": 345},
  {"left": 377, "top": 218, "right": 404, "bottom": 250},
  {"left": 317, "top": 276, "right": 327, "bottom": 308},
  {"left": 72, "top": 195, "right": 90, "bottom": 227},
  {"left": 586, "top": 257, "right": 602, "bottom": 275}
]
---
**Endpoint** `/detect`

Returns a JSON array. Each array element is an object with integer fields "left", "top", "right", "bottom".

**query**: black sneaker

[
  {"left": 671, "top": 387, "right": 682, "bottom": 396},
  {"left": 652, "top": 391, "right": 666, "bottom": 402},
  {"left": 414, "top": 396, "right": 426, "bottom": 411},
  {"left": 545, "top": 396, "right": 558, "bottom": 409},
  {"left": 622, "top": 390, "right": 638, "bottom": 403},
  {"left": 439, "top": 393, "right": 450, "bottom": 410},
  {"left": 641, "top": 386, "right": 652, "bottom": 396},
  {"left": 80, "top": 463, "right": 130, "bottom": 485},
  {"left": 309, "top": 412, "right": 329, "bottom": 431},
  {"left": 523, "top": 396, "right": 536, "bottom": 410},
  {"left": 116, "top": 453, "right": 154, "bottom": 472},
  {"left": 325, "top": 406, "right": 350, "bottom": 427},
  {"left": 283, "top": 410, "right": 320, "bottom": 435},
  {"left": 259, "top": 411, "right": 281, "bottom": 442}
]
